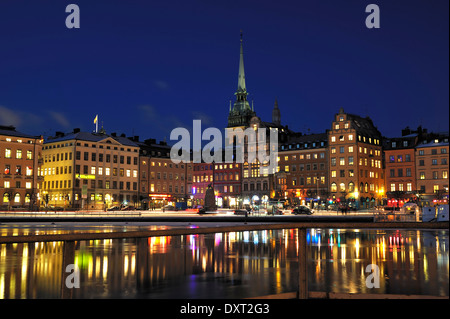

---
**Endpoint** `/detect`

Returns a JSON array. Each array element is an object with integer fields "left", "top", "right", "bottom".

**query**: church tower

[
  {"left": 272, "top": 98, "right": 281, "bottom": 126},
  {"left": 227, "top": 33, "right": 256, "bottom": 128}
]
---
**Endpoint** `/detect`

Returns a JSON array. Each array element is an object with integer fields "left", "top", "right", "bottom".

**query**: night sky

[{"left": 0, "top": 0, "right": 448, "bottom": 143}]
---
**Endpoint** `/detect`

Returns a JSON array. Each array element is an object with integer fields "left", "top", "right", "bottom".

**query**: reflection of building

[
  {"left": 42, "top": 128, "right": 139, "bottom": 210},
  {"left": 0, "top": 125, "right": 43, "bottom": 210},
  {"left": 277, "top": 133, "right": 328, "bottom": 207},
  {"left": 415, "top": 134, "right": 449, "bottom": 206},
  {"left": 327, "top": 108, "right": 384, "bottom": 208}
]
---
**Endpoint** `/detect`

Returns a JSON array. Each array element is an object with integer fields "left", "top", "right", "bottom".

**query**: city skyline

[{"left": 0, "top": 0, "right": 448, "bottom": 142}]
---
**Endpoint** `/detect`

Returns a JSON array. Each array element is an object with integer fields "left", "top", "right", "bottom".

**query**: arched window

[
  {"left": 339, "top": 183, "right": 346, "bottom": 192},
  {"left": 364, "top": 183, "right": 369, "bottom": 193},
  {"left": 3, "top": 193, "right": 9, "bottom": 203},
  {"left": 331, "top": 183, "right": 337, "bottom": 192},
  {"left": 348, "top": 182, "right": 355, "bottom": 192},
  {"left": 14, "top": 193, "right": 20, "bottom": 203},
  {"left": 25, "top": 193, "right": 31, "bottom": 203}
]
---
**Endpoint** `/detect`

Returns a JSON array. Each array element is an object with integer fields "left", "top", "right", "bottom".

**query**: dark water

[{"left": 0, "top": 228, "right": 448, "bottom": 298}]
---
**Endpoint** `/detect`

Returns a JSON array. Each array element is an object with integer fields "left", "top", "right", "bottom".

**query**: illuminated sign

[{"left": 76, "top": 174, "right": 96, "bottom": 180}]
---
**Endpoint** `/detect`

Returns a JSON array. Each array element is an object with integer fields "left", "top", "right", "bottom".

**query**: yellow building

[{"left": 41, "top": 129, "right": 139, "bottom": 210}]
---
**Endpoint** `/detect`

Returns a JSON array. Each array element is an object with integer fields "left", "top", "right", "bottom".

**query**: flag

[{"left": 94, "top": 115, "right": 98, "bottom": 124}]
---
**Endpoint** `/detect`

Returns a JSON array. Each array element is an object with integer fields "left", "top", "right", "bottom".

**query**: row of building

[{"left": 1, "top": 36, "right": 448, "bottom": 211}]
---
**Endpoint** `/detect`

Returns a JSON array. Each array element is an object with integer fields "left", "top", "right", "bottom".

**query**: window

[
  {"left": 432, "top": 159, "right": 438, "bottom": 165},
  {"left": 442, "top": 158, "right": 448, "bottom": 165},
  {"left": 434, "top": 185, "right": 439, "bottom": 193},
  {"left": 433, "top": 171, "right": 438, "bottom": 179},
  {"left": 419, "top": 150, "right": 424, "bottom": 156},
  {"left": 5, "top": 148, "right": 11, "bottom": 158},
  {"left": 407, "top": 183, "right": 412, "bottom": 192},
  {"left": 420, "top": 172, "right": 425, "bottom": 180},
  {"left": 406, "top": 168, "right": 411, "bottom": 177},
  {"left": 339, "top": 183, "right": 345, "bottom": 192},
  {"left": 398, "top": 169, "right": 403, "bottom": 177},
  {"left": 349, "top": 134, "right": 353, "bottom": 141},
  {"left": 405, "top": 154, "right": 411, "bottom": 162},
  {"left": 348, "top": 182, "right": 355, "bottom": 192},
  {"left": 390, "top": 184, "right": 396, "bottom": 192},
  {"left": 339, "top": 157, "right": 345, "bottom": 165},
  {"left": 419, "top": 160, "right": 424, "bottom": 166},
  {"left": 398, "top": 184, "right": 404, "bottom": 191},
  {"left": 331, "top": 170, "right": 336, "bottom": 177},
  {"left": 331, "top": 183, "right": 337, "bottom": 192},
  {"left": 389, "top": 155, "right": 395, "bottom": 163},
  {"left": 331, "top": 158, "right": 336, "bottom": 166},
  {"left": 340, "top": 146, "right": 345, "bottom": 153},
  {"left": 397, "top": 155, "right": 403, "bottom": 162},
  {"left": 348, "top": 156, "right": 354, "bottom": 165},
  {"left": 443, "top": 171, "right": 448, "bottom": 179},
  {"left": 331, "top": 136, "right": 336, "bottom": 142},
  {"left": 441, "top": 148, "right": 447, "bottom": 154}
]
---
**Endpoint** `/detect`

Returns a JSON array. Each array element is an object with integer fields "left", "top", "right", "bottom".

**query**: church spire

[
  {"left": 272, "top": 98, "right": 281, "bottom": 126},
  {"left": 237, "top": 31, "right": 247, "bottom": 96}
]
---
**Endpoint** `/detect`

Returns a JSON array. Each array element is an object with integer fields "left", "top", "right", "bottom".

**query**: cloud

[
  {"left": 0, "top": 105, "right": 21, "bottom": 127},
  {"left": 191, "top": 111, "right": 214, "bottom": 126},
  {"left": 153, "top": 80, "right": 170, "bottom": 90},
  {"left": 48, "top": 111, "right": 71, "bottom": 128}
]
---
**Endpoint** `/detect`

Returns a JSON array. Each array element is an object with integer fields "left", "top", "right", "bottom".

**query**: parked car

[
  {"left": 291, "top": 205, "right": 314, "bottom": 215},
  {"left": 121, "top": 205, "right": 136, "bottom": 211},
  {"left": 162, "top": 205, "right": 177, "bottom": 211},
  {"left": 107, "top": 206, "right": 120, "bottom": 211}
]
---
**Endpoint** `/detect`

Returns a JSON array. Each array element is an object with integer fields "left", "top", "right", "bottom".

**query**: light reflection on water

[{"left": 0, "top": 228, "right": 448, "bottom": 298}]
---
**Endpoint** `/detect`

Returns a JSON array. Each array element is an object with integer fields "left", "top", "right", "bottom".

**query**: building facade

[
  {"left": 137, "top": 138, "right": 187, "bottom": 209},
  {"left": 327, "top": 108, "right": 384, "bottom": 208},
  {"left": 415, "top": 134, "right": 449, "bottom": 206},
  {"left": 277, "top": 133, "right": 328, "bottom": 208},
  {"left": 383, "top": 133, "right": 419, "bottom": 207},
  {"left": 41, "top": 129, "right": 140, "bottom": 210},
  {"left": 0, "top": 125, "right": 43, "bottom": 210}
]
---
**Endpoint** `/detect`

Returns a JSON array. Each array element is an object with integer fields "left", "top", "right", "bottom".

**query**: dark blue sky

[{"left": 0, "top": 0, "right": 448, "bottom": 142}]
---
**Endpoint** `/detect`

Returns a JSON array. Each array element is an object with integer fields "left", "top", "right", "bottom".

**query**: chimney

[
  {"left": 120, "top": 133, "right": 126, "bottom": 137},
  {"left": 111, "top": 132, "right": 116, "bottom": 137},
  {"left": 73, "top": 128, "right": 80, "bottom": 134},
  {"left": 55, "top": 131, "right": 64, "bottom": 137}
]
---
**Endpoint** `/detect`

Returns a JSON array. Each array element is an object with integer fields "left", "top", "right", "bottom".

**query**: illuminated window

[
  {"left": 105, "top": 168, "right": 110, "bottom": 176},
  {"left": 348, "top": 146, "right": 353, "bottom": 153},
  {"left": 5, "top": 148, "right": 11, "bottom": 158},
  {"left": 16, "top": 149, "right": 22, "bottom": 159},
  {"left": 331, "top": 170, "right": 336, "bottom": 177},
  {"left": 4, "top": 181, "right": 10, "bottom": 188},
  {"left": 349, "top": 134, "right": 353, "bottom": 141},
  {"left": 339, "top": 157, "right": 345, "bottom": 165},
  {"left": 331, "top": 136, "right": 336, "bottom": 142},
  {"left": 14, "top": 193, "right": 20, "bottom": 203},
  {"left": 331, "top": 183, "right": 337, "bottom": 192},
  {"left": 91, "top": 167, "right": 96, "bottom": 175},
  {"left": 339, "top": 183, "right": 345, "bottom": 192},
  {"left": 443, "top": 171, "right": 448, "bottom": 179}
]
